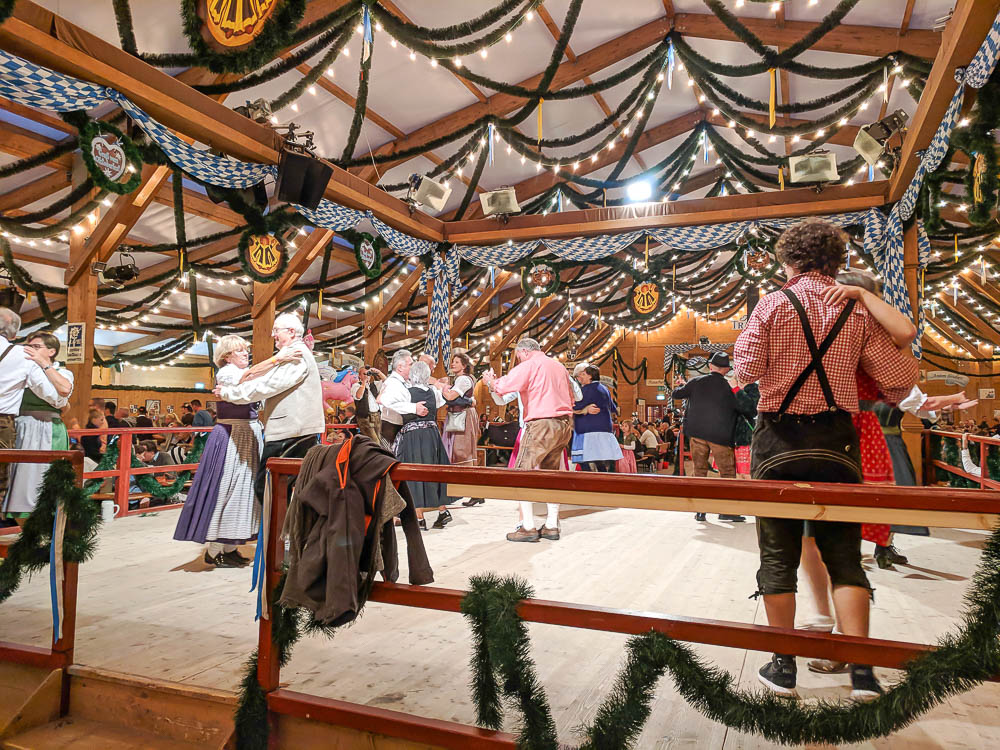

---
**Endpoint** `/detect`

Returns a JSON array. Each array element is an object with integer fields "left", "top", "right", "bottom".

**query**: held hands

[
  {"left": 822, "top": 283, "right": 865, "bottom": 307},
  {"left": 586, "top": 404, "right": 600, "bottom": 415},
  {"left": 25, "top": 347, "right": 52, "bottom": 369}
]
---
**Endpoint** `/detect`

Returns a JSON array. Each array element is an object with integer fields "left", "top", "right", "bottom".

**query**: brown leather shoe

[
  {"left": 538, "top": 526, "right": 560, "bottom": 540},
  {"left": 506, "top": 527, "right": 540, "bottom": 542}
]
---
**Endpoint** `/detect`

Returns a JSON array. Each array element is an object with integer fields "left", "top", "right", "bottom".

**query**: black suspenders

[{"left": 777, "top": 290, "right": 856, "bottom": 415}]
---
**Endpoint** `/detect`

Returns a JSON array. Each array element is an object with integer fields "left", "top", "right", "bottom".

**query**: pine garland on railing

[{"left": 0, "top": 460, "right": 102, "bottom": 605}]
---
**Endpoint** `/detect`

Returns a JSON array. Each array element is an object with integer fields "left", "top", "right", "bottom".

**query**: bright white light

[{"left": 626, "top": 180, "right": 653, "bottom": 203}]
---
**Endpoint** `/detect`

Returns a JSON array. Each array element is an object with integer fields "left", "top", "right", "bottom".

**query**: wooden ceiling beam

[
  {"left": 889, "top": 0, "right": 1000, "bottom": 202},
  {"left": 447, "top": 180, "right": 887, "bottom": 244},
  {"left": 150, "top": 182, "right": 246, "bottom": 228},
  {"left": 0, "top": 121, "right": 74, "bottom": 170},
  {"left": 363, "top": 267, "right": 423, "bottom": 334},
  {"left": 0, "top": 169, "right": 68, "bottom": 212},
  {"left": 672, "top": 12, "right": 940, "bottom": 58},
  {"left": 2, "top": 3, "right": 443, "bottom": 241},
  {"left": 453, "top": 270, "right": 514, "bottom": 335},
  {"left": 927, "top": 312, "right": 984, "bottom": 357},
  {"left": 542, "top": 310, "right": 585, "bottom": 353},
  {"left": 451, "top": 109, "right": 707, "bottom": 221},
  {"left": 491, "top": 298, "right": 559, "bottom": 357}
]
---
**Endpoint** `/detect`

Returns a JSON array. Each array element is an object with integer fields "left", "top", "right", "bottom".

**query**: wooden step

[{"left": 2, "top": 717, "right": 206, "bottom": 750}]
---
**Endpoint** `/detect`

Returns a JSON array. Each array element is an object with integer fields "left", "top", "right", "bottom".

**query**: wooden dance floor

[{"left": 1, "top": 500, "right": 996, "bottom": 749}]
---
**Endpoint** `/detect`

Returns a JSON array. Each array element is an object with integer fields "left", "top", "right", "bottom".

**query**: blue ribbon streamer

[
  {"left": 488, "top": 123, "right": 495, "bottom": 166},
  {"left": 249, "top": 512, "right": 265, "bottom": 621},
  {"left": 362, "top": 6, "right": 373, "bottom": 64},
  {"left": 48, "top": 507, "right": 60, "bottom": 640},
  {"left": 667, "top": 41, "right": 675, "bottom": 90}
]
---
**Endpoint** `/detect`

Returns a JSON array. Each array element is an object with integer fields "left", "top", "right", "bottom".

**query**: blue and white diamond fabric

[
  {"left": 965, "top": 11, "right": 1000, "bottom": 88},
  {"left": 648, "top": 223, "right": 749, "bottom": 248},
  {"left": 369, "top": 214, "right": 437, "bottom": 258},
  {"left": 545, "top": 231, "right": 644, "bottom": 260},
  {"left": 293, "top": 198, "right": 365, "bottom": 231},
  {"left": 456, "top": 240, "right": 542, "bottom": 266},
  {"left": 113, "top": 95, "right": 273, "bottom": 189},
  {"left": 0, "top": 49, "right": 110, "bottom": 111}
]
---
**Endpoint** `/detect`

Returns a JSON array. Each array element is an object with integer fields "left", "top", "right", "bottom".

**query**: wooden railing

[
  {"left": 0, "top": 448, "right": 81, "bottom": 715},
  {"left": 256, "top": 458, "right": 1000, "bottom": 748},
  {"left": 922, "top": 429, "right": 1000, "bottom": 490}
]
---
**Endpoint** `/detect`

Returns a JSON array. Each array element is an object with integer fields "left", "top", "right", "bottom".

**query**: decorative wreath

[
  {"left": 79, "top": 119, "right": 143, "bottom": 195},
  {"left": 343, "top": 229, "right": 385, "bottom": 279},
  {"left": 520, "top": 258, "right": 560, "bottom": 298},
  {"left": 734, "top": 232, "right": 780, "bottom": 281},
  {"left": 238, "top": 228, "right": 288, "bottom": 283},
  {"left": 628, "top": 278, "right": 665, "bottom": 319}
]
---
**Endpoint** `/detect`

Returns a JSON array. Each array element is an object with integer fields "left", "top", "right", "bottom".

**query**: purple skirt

[{"left": 172, "top": 420, "right": 262, "bottom": 544}]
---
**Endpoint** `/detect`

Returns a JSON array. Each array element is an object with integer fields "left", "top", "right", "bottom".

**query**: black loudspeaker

[
  {"left": 275, "top": 150, "right": 333, "bottom": 211},
  {"left": 0, "top": 286, "right": 25, "bottom": 314}
]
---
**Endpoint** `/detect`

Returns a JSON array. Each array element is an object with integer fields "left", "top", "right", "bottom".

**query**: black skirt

[{"left": 396, "top": 424, "right": 451, "bottom": 509}]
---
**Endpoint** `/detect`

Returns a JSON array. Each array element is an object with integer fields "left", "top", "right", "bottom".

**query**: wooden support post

[
  {"left": 64, "top": 173, "right": 98, "bottom": 425},
  {"left": 903, "top": 222, "right": 920, "bottom": 327},
  {"left": 364, "top": 283, "right": 383, "bottom": 366},
  {"left": 252, "top": 284, "right": 276, "bottom": 366}
]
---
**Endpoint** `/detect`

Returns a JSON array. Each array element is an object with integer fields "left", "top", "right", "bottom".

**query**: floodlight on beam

[
  {"left": 479, "top": 187, "right": 520, "bottom": 218},
  {"left": 853, "top": 109, "right": 909, "bottom": 167},
  {"left": 407, "top": 174, "right": 452, "bottom": 213}
]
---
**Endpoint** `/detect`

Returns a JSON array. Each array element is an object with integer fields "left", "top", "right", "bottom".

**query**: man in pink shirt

[{"left": 483, "top": 337, "right": 574, "bottom": 542}]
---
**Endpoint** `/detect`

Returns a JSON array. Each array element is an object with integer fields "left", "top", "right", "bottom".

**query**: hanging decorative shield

[
  {"left": 521, "top": 259, "right": 560, "bottom": 297},
  {"left": 239, "top": 230, "right": 287, "bottom": 283},
  {"left": 352, "top": 231, "right": 385, "bottom": 279},
  {"left": 198, "top": 0, "right": 282, "bottom": 49},
  {"left": 628, "top": 278, "right": 664, "bottom": 319}
]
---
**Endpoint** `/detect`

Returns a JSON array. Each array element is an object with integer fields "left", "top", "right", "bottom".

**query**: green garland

[
  {"left": 520, "top": 259, "right": 561, "bottom": 298},
  {"left": 0, "top": 137, "right": 79, "bottom": 180},
  {"left": 0, "top": 460, "right": 102, "bottom": 605},
  {"left": 85, "top": 433, "right": 208, "bottom": 501},
  {"left": 340, "top": 229, "right": 384, "bottom": 279},
  {"left": 461, "top": 545, "right": 1000, "bottom": 748},
  {"left": 78, "top": 118, "right": 144, "bottom": 195},
  {"left": 0, "top": 0, "right": 14, "bottom": 24}
]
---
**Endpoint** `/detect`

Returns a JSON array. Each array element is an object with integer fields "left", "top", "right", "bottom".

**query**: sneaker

[
  {"left": 797, "top": 614, "right": 836, "bottom": 632},
  {"left": 694, "top": 512, "right": 707, "bottom": 522},
  {"left": 807, "top": 658, "right": 850, "bottom": 674},
  {"left": 432, "top": 510, "right": 453, "bottom": 529},
  {"left": 506, "top": 527, "right": 541, "bottom": 543},
  {"left": 539, "top": 525, "right": 560, "bottom": 540},
  {"left": 758, "top": 654, "right": 798, "bottom": 698},
  {"left": 221, "top": 550, "right": 251, "bottom": 568},
  {"left": 849, "top": 665, "right": 884, "bottom": 701},
  {"left": 718, "top": 514, "right": 746, "bottom": 522}
]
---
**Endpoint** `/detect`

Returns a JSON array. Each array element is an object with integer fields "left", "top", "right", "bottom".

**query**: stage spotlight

[
  {"left": 92, "top": 252, "right": 139, "bottom": 290},
  {"left": 479, "top": 187, "right": 520, "bottom": 219},
  {"left": 788, "top": 152, "right": 839, "bottom": 183},
  {"left": 854, "top": 109, "right": 909, "bottom": 166},
  {"left": 626, "top": 179, "right": 653, "bottom": 202}
]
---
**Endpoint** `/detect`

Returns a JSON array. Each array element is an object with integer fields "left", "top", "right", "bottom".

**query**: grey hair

[
  {"left": 0, "top": 307, "right": 20, "bottom": 340},
  {"left": 273, "top": 312, "right": 304, "bottom": 337},
  {"left": 409, "top": 360, "right": 430, "bottom": 386},
  {"left": 514, "top": 337, "right": 541, "bottom": 352},
  {"left": 390, "top": 348, "right": 412, "bottom": 373},
  {"left": 837, "top": 269, "right": 881, "bottom": 296}
]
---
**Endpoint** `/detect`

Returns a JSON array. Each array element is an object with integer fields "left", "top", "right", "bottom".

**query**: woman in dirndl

[
  {"left": 2, "top": 332, "right": 73, "bottom": 524},
  {"left": 615, "top": 420, "right": 638, "bottom": 473},
  {"left": 441, "top": 351, "right": 482, "bottom": 505},
  {"left": 571, "top": 365, "right": 622, "bottom": 472},
  {"left": 172, "top": 335, "right": 298, "bottom": 568},
  {"left": 393, "top": 360, "right": 451, "bottom": 531}
]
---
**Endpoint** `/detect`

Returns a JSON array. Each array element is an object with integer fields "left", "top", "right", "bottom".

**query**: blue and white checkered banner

[
  {"left": 877, "top": 9, "right": 1000, "bottom": 358},
  {"left": 545, "top": 231, "right": 643, "bottom": 260},
  {"left": 292, "top": 196, "right": 365, "bottom": 230},
  {"left": 456, "top": 240, "right": 542, "bottom": 266},
  {"left": 421, "top": 249, "right": 461, "bottom": 363},
  {"left": 113, "top": 94, "right": 275, "bottom": 189},
  {"left": 0, "top": 49, "right": 110, "bottom": 111},
  {"left": 368, "top": 213, "right": 437, "bottom": 257}
]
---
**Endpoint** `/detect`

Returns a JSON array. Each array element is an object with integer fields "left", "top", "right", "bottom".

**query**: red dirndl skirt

[{"left": 854, "top": 411, "right": 894, "bottom": 546}]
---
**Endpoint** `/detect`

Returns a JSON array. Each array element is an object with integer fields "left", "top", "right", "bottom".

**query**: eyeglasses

[{"left": 271, "top": 327, "right": 294, "bottom": 334}]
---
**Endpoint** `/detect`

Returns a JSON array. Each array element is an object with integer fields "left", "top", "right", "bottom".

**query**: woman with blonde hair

[{"left": 173, "top": 334, "right": 300, "bottom": 568}]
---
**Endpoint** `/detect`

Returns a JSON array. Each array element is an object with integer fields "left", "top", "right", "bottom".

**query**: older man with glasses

[{"left": 215, "top": 312, "right": 324, "bottom": 502}]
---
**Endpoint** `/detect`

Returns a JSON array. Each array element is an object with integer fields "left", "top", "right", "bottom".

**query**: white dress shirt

[
  {"left": 350, "top": 379, "right": 379, "bottom": 412},
  {"left": 639, "top": 429, "right": 659, "bottom": 450},
  {"left": 0, "top": 336, "right": 66, "bottom": 414},
  {"left": 377, "top": 371, "right": 419, "bottom": 425}
]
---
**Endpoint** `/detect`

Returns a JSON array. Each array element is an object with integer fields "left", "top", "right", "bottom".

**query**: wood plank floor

[{"left": 1, "top": 500, "right": 997, "bottom": 749}]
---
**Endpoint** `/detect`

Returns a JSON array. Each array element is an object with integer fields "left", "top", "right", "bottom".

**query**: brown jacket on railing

[{"left": 279, "top": 436, "right": 433, "bottom": 626}]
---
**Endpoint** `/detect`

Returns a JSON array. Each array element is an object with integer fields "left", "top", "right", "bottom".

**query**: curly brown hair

[{"left": 774, "top": 219, "right": 847, "bottom": 278}]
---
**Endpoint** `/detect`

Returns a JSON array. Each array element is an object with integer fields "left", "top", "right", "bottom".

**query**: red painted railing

[
  {"left": 255, "top": 458, "right": 1000, "bottom": 748},
  {"left": 922, "top": 429, "right": 1000, "bottom": 490}
]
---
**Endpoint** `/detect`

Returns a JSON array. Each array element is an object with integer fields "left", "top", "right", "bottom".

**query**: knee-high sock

[
  {"left": 545, "top": 503, "right": 560, "bottom": 529},
  {"left": 206, "top": 542, "right": 237, "bottom": 556}
]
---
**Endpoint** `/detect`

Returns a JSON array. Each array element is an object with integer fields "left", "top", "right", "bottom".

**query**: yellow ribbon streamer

[
  {"left": 179, "top": 249, "right": 184, "bottom": 274},
  {"left": 955, "top": 234, "right": 959, "bottom": 264},
  {"left": 974, "top": 152, "right": 987, "bottom": 204},
  {"left": 768, "top": 68, "right": 777, "bottom": 129},
  {"left": 644, "top": 236, "right": 649, "bottom": 268},
  {"left": 317, "top": 290, "right": 322, "bottom": 320},
  {"left": 537, "top": 98, "right": 543, "bottom": 147},
  {"left": 778, "top": 166, "right": 785, "bottom": 191}
]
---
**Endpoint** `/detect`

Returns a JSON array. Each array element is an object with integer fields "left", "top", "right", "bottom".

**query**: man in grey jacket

[{"left": 216, "top": 312, "right": 324, "bottom": 500}]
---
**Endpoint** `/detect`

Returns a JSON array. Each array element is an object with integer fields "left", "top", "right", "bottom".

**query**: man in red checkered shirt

[{"left": 733, "top": 219, "right": 917, "bottom": 700}]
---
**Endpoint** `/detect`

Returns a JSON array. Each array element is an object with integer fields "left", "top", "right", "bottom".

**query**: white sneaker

[{"left": 797, "top": 614, "right": 835, "bottom": 632}]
